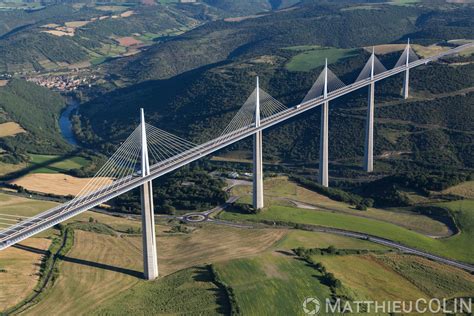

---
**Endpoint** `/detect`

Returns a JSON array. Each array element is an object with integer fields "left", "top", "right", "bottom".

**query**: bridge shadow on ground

[
  {"left": 58, "top": 255, "right": 143, "bottom": 278},
  {"left": 13, "top": 242, "right": 143, "bottom": 278},
  {"left": 0, "top": 149, "right": 84, "bottom": 182},
  {"left": 13, "top": 243, "right": 48, "bottom": 255}
]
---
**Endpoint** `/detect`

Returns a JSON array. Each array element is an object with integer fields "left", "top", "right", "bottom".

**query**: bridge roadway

[{"left": 1, "top": 43, "right": 473, "bottom": 271}]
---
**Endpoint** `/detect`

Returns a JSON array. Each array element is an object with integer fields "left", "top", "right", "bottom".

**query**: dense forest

[
  {"left": 0, "top": 79, "right": 70, "bottom": 162},
  {"left": 112, "top": 167, "right": 228, "bottom": 214}
]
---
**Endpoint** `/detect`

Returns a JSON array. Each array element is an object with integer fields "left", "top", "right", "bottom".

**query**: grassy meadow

[
  {"left": 285, "top": 46, "right": 359, "bottom": 72},
  {"left": 219, "top": 201, "right": 474, "bottom": 263},
  {"left": 230, "top": 177, "right": 451, "bottom": 236},
  {"left": 215, "top": 252, "right": 333, "bottom": 315},
  {"left": 27, "top": 154, "right": 88, "bottom": 174},
  {"left": 92, "top": 266, "right": 230, "bottom": 315}
]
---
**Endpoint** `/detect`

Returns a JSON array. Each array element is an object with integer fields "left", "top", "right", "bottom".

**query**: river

[{"left": 59, "top": 97, "right": 80, "bottom": 146}]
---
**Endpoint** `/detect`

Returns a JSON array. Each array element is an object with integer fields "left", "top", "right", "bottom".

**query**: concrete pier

[
  {"left": 364, "top": 82, "right": 375, "bottom": 172},
  {"left": 319, "top": 101, "right": 329, "bottom": 187},
  {"left": 140, "top": 109, "right": 158, "bottom": 280},
  {"left": 403, "top": 39, "right": 410, "bottom": 99},
  {"left": 403, "top": 67, "right": 410, "bottom": 99},
  {"left": 253, "top": 77, "right": 264, "bottom": 210}
]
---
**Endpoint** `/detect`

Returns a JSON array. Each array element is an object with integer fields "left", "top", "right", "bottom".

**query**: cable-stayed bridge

[{"left": 1, "top": 41, "right": 473, "bottom": 279}]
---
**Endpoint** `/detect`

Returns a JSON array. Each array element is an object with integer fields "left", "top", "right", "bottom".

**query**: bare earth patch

[
  {"left": 367, "top": 44, "right": 406, "bottom": 55},
  {"left": 0, "top": 80, "right": 9, "bottom": 86},
  {"left": 42, "top": 30, "right": 74, "bottom": 37},
  {"left": 65, "top": 21, "right": 90, "bottom": 28},
  {"left": 0, "top": 122, "right": 26, "bottom": 137},
  {"left": 10, "top": 174, "right": 112, "bottom": 196},
  {"left": 115, "top": 37, "right": 142, "bottom": 47},
  {"left": 0, "top": 238, "right": 51, "bottom": 311},
  {"left": 120, "top": 10, "right": 134, "bottom": 17},
  {"left": 441, "top": 181, "right": 474, "bottom": 199},
  {"left": 130, "top": 225, "right": 287, "bottom": 276}
]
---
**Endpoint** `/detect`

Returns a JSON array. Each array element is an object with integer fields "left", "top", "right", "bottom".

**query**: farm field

[
  {"left": 231, "top": 177, "right": 451, "bottom": 237},
  {"left": 377, "top": 253, "right": 474, "bottom": 298},
  {"left": 0, "top": 122, "right": 25, "bottom": 137},
  {"left": 284, "top": 46, "right": 359, "bottom": 72},
  {"left": 0, "top": 162, "right": 27, "bottom": 177},
  {"left": 2, "top": 192, "right": 472, "bottom": 314},
  {"left": 315, "top": 254, "right": 428, "bottom": 301},
  {"left": 92, "top": 266, "right": 230, "bottom": 315},
  {"left": 215, "top": 252, "right": 333, "bottom": 315},
  {"left": 10, "top": 173, "right": 111, "bottom": 196},
  {"left": 25, "top": 230, "right": 142, "bottom": 316},
  {"left": 441, "top": 180, "right": 474, "bottom": 199},
  {"left": 26, "top": 154, "right": 89, "bottom": 174},
  {"left": 219, "top": 199, "right": 474, "bottom": 263},
  {"left": 0, "top": 192, "right": 57, "bottom": 219},
  {"left": 0, "top": 238, "right": 51, "bottom": 311}
]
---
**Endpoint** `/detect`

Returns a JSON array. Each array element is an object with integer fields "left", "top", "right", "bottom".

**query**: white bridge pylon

[{"left": 0, "top": 41, "right": 471, "bottom": 280}]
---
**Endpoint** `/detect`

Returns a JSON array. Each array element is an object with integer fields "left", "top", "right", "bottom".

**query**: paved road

[{"left": 1, "top": 42, "right": 473, "bottom": 251}]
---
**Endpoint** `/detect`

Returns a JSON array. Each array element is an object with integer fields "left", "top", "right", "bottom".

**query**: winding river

[{"left": 59, "top": 97, "right": 80, "bottom": 146}]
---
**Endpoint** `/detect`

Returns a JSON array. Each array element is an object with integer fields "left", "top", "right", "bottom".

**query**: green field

[
  {"left": 27, "top": 154, "right": 88, "bottom": 174},
  {"left": 378, "top": 253, "right": 474, "bottom": 299},
  {"left": 285, "top": 46, "right": 359, "bottom": 72},
  {"left": 92, "top": 266, "right": 229, "bottom": 315},
  {"left": 219, "top": 200, "right": 474, "bottom": 263},
  {"left": 276, "top": 230, "right": 388, "bottom": 251},
  {"left": 232, "top": 177, "right": 451, "bottom": 237},
  {"left": 215, "top": 252, "right": 333, "bottom": 315}
]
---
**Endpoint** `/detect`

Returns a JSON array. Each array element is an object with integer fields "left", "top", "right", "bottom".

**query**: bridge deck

[{"left": 1, "top": 43, "right": 473, "bottom": 272}]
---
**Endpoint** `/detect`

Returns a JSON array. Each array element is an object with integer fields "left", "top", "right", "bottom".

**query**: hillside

[
  {"left": 109, "top": 2, "right": 426, "bottom": 82},
  {"left": 0, "top": 79, "right": 69, "bottom": 162},
  {"left": 0, "top": 3, "right": 216, "bottom": 73}
]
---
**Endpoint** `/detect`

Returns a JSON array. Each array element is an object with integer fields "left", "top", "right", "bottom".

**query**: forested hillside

[
  {"left": 0, "top": 79, "right": 69, "bottom": 162},
  {"left": 110, "top": 2, "right": 424, "bottom": 81},
  {"left": 76, "top": 1, "right": 474, "bottom": 190},
  {"left": 0, "top": 3, "right": 216, "bottom": 73}
]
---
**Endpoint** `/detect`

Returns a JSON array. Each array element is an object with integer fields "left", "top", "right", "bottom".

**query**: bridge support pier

[
  {"left": 364, "top": 82, "right": 375, "bottom": 172},
  {"left": 253, "top": 130, "right": 264, "bottom": 210},
  {"left": 141, "top": 181, "right": 158, "bottom": 280},
  {"left": 140, "top": 109, "right": 158, "bottom": 280},
  {"left": 403, "top": 68, "right": 410, "bottom": 99},
  {"left": 319, "top": 101, "right": 329, "bottom": 187},
  {"left": 253, "top": 77, "right": 264, "bottom": 210}
]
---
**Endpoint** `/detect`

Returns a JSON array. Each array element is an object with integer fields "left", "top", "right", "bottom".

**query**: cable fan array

[
  {"left": 394, "top": 45, "right": 419, "bottom": 68},
  {"left": 302, "top": 67, "right": 346, "bottom": 103},
  {"left": 218, "top": 87, "right": 287, "bottom": 141},
  {"left": 356, "top": 52, "right": 388, "bottom": 82},
  {"left": 61, "top": 126, "right": 143, "bottom": 213},
  {"left": 145, "top": 123, "right": 198, "bottom": 166}
]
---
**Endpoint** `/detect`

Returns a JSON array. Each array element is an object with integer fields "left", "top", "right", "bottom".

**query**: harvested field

[
  {"left": 120, "top": 10, "right": 134, "bottom": 17},
  {"left": 0, "top": 238, "right": 51, "bottom": 311},
  {"left": 10, "top": 174, "right": 112, "bottom": 196},
  {"left": 0, "top": 122, "right": 25, "bottom": 137},
  {"left": 441, "top": 181, "right": 474, "bottom": 199},
  {"left": 317, "top": 254, "right": 428, "bottom": 300},
  {"left": 42, "top": 30, "right": 73, "bottom": 37},
  {"left": 26, "top": 231, "right": 142, "bottom": 316},
  {"left": 65, "top": 21, "right": 90, "bottom": 28},
  {"left": 116, "top": 37, "right": 142, "bottom": 47},
  {"left": 25, "top": 224, "right": 284, "bottom": 315},
  {"left": 124, "top": 225, "right": 287, "bottom": 276},
  {"left": 367, "top": 44, "right": 406, "bottom": 54}
]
